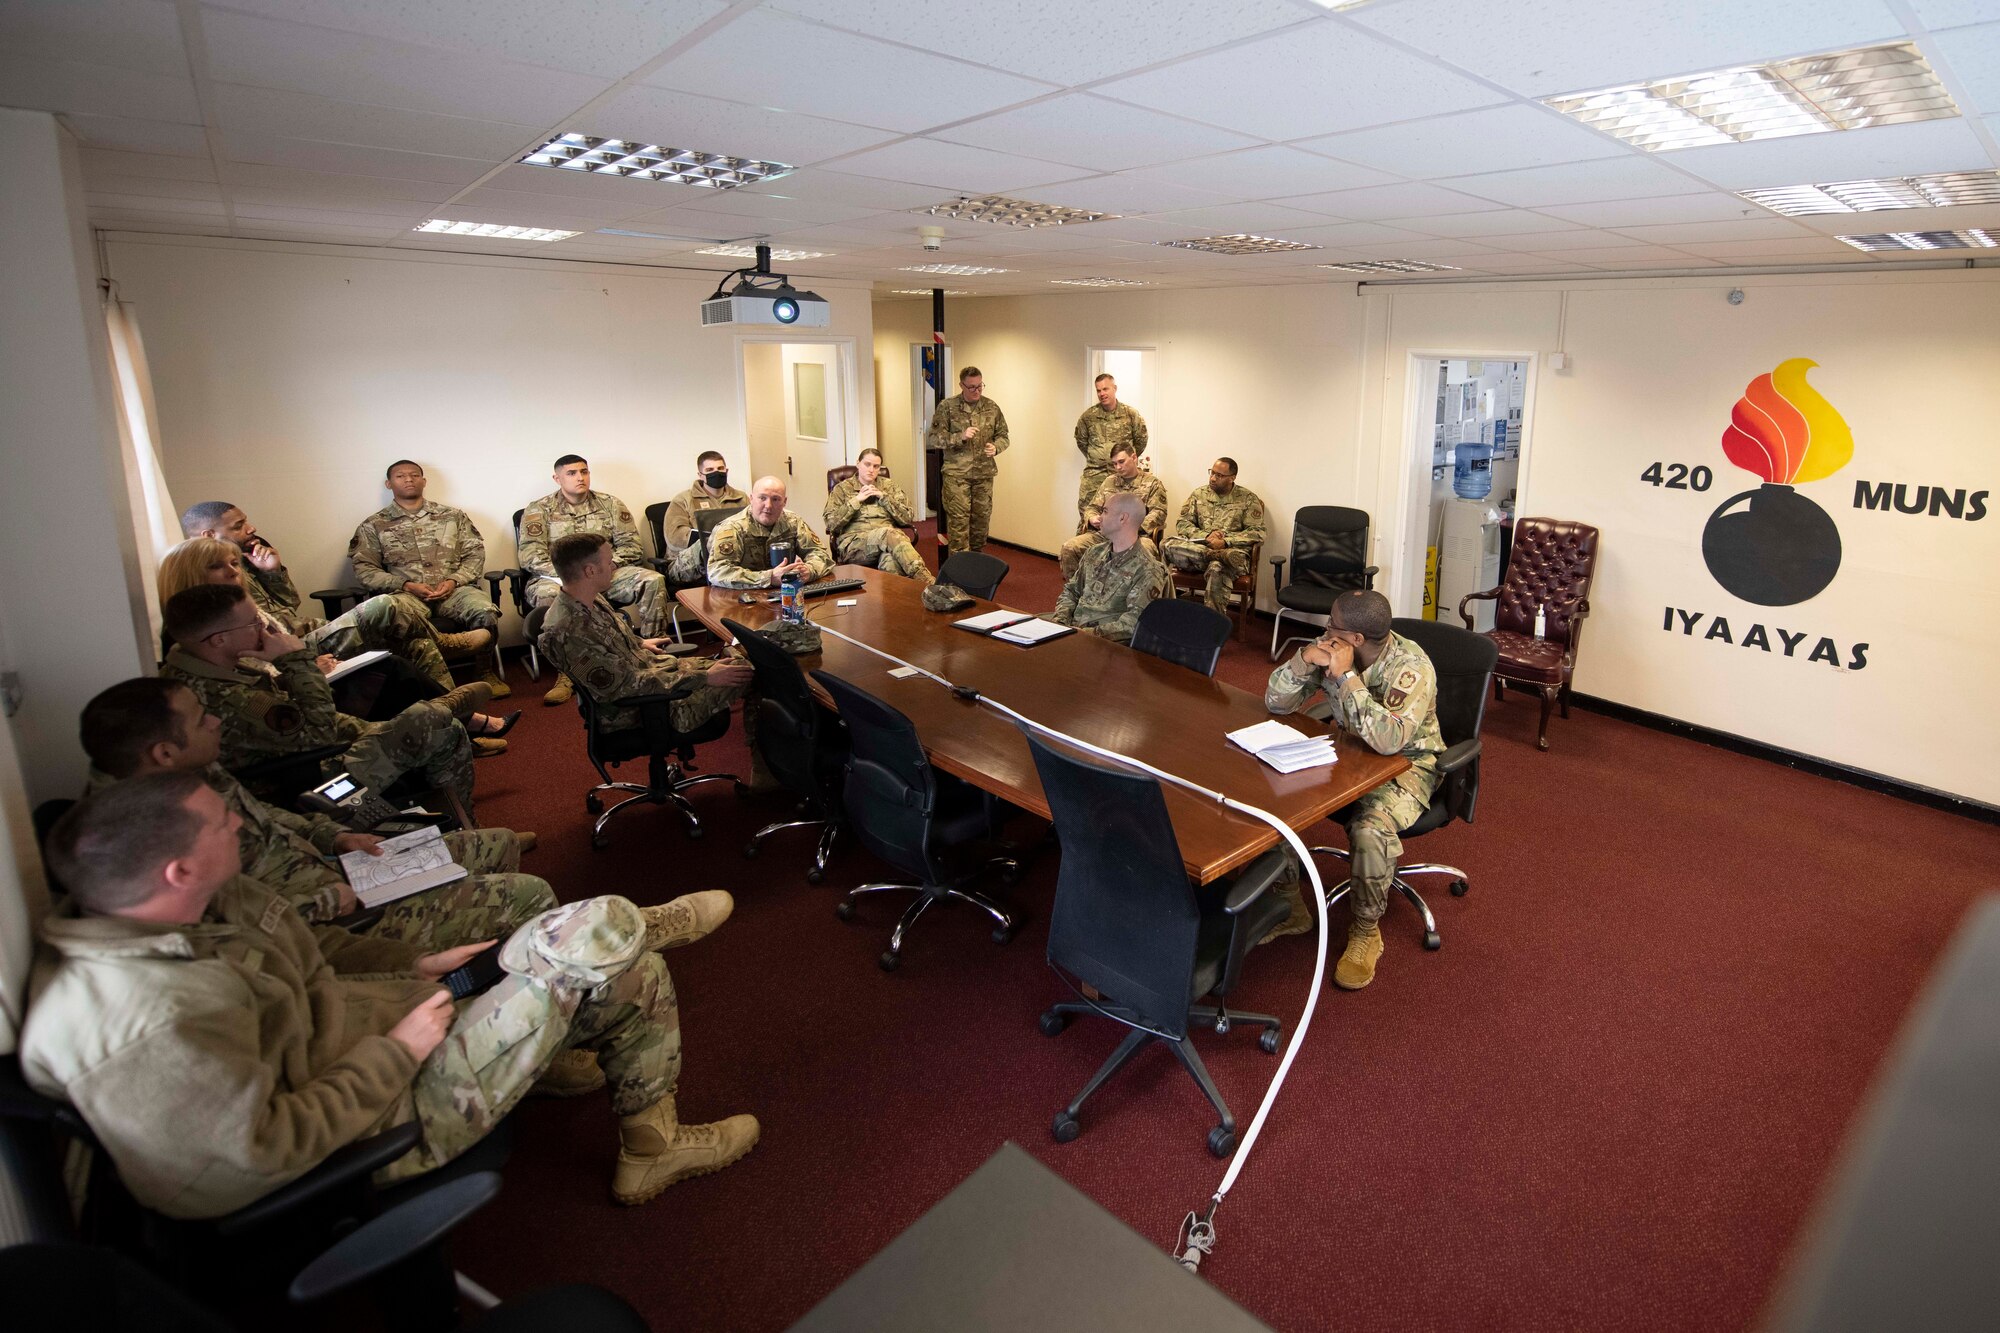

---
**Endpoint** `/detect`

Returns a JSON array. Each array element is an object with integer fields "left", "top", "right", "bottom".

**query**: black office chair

[
  {"left": 812, "top": 669, "right": 1018, "bottom": 972},
  {"left": 1269, "top": 505, "right": 1377, "bottom": 660},
  {"left": 726, "top": 618, "right": 848, "bottom": 883},
  {"left": 690, "top": 502, "right": 746, "bottom": 565},
  {"left": 1130, "top": 598, "right": 1231, "bottom": 677},
  {"left": 1310, "top": 617, "right": 1496, "bottom": 950},
  {"left": 537, "top": 607, "right": 741, "bottom": 846},
  {"left": 936, "top": 550, "right": 1007, "bottom": 601},
  {"left": 1025, "top": 731, "right": 1287, "bottom": 1158}
]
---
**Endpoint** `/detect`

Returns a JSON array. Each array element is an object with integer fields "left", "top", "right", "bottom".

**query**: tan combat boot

[
  {"left": 1258, "top": 881, "right": 1314, "bottom": 946},
  {"left": 542, "top": 672, "right": 574, "bottom": 706},
  {"left": 471, "top": 737, "right": 507, "bottom": 758},
  {"left": 612, "top": 1095, "right": 759, "bottom": 1205},
  {"left": 640, "top": 891, "right": 734, "bottom": 952},
  {"left": 435, "top": 628, "right": 494, "bottom": 655},
  {"left": 438, "top": 680, "right": 493, "bottom": 718},
  {"left": 514, "top": 831, "right": 538, "bottom": 854},
  {"left": 479, "top": 667, "right": 513, "bottom": 700},
  {"left": 530, "top": 1048, "right": 605, "bottom": 1098},
  {"left": 1334, "top": 919, "right": 1385, "bottom": 991}
]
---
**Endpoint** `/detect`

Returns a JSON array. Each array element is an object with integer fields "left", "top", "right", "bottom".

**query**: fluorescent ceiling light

[
  {"left": 519, "top": 134, "right": 792, "bottom": 190},
  {"left": 1740, "top": 170, "right": 2000, "bottom": 216},
  {"left": 1836, "top": 229, "right": 1999, "bottom": 251},
  {"left": 918, "top": 194, "right": 1114, "bottom": 227},
  {"left": 416, "top": 219, "right": 577, "bottom": 241},
  {"left": 697, "top": 244, "right": 829, "bottom": 261},
  {"left": 1317, "top": 260, "right": 1462, "bottom": 274},
  {"left": 889, "top": 288, "right": 972, "bottom": 296},
  {"left": 1050, "top": 277, "right": 1150, "bottom": 287},
  {"left": 1543, "top": 42, "right": 1958, "bottom": 153},
  {"left": 901, "top": 263, "right": 1012, "bottom": 275},
  {"left": 1158, "top": 234, "right": 1321, "bottom": 255}
]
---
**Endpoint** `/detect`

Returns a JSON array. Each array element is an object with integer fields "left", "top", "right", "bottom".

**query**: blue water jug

[{"left": 1454, "top": 443, "right": 1493, "bottom": 499}]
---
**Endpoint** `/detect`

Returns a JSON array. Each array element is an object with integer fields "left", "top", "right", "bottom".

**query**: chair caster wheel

[
  {"left": 806, "top": 867, "right": 825, "bottom": 885},
  {"left": 585, "top": 795, "right": 603, "bottom": 815},
  {"left": 1450, "top": 879, "right": 1469, "bottom": 897},
  {"left": 1424, "top": 931, "right": 1442, "bottom": 951},
  {"left": 1207, "top": 1126, "right": 1236, "bottom": 1159},
  {"left": 685, "top": 824, "right": 704, "bottom": 840},
  {"left": 1259, "top": 1029, "right": 1281, "bottom": 1055},
  {"left": 1039, "top": 1011, "right": 1068, "bottom": 1037},
  {"left": 590, "top": 834, "right": 609, "bottom": 850},
  {"left": 991, "top": 925, "right": 1014, "bottom": 945},
  {"left": 742, "top": 842, "right": 759, "bottom": 859},
  {"left": 877, "top": 950, "right": 900, "bottom": 972},
  {"left": 997, "top": 860, "right": 1022, "bottom": 885},
  {"left": 1052, "top": 1112, "right": 1080, "bottom": 1144},
  {"left": 835, "top": 900, "right": 855, "bottom": 921}
]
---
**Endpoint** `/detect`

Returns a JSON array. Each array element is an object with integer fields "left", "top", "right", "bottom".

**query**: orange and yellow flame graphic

[{"left": 1720, "top": 357, "right": 1853, "bottom": 485}]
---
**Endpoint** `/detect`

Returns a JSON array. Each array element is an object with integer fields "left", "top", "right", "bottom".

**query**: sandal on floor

[{"left": 471, "top": 710, "right": 522, "bottom": 738}]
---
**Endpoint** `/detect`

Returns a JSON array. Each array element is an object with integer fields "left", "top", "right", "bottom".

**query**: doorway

[
  {"left": 1400, "top": 354, "right": 1534, "bottom": 628},
  {"left": 737, "top": 338, "right": 856, "bottom": 524},
  {"left": 909, "top": 340, "right": 951, "bottom": 519}
]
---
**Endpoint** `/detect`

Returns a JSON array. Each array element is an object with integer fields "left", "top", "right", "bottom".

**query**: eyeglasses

[{"left": 202, "top": 619, "right": 259, "bottom": 643}]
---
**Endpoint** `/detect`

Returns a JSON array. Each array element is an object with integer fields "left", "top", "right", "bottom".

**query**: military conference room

[{"left": 2, "top": 1, "right": 1998, "bottom": 1330}]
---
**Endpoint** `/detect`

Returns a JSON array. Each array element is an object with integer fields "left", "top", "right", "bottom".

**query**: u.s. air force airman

[
  {"left": 926, "top": 365, "right": 1008, "bottom": 557},
  {"left": 1162, "top": 457, "right": 1266, "bottom": 614}
]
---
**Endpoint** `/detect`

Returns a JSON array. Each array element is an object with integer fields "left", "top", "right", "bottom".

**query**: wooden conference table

[{"left": 676, "top": 567, "right": 1407, "bottom": 884}]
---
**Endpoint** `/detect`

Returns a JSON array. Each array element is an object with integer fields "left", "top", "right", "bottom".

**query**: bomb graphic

[{"left": 1701, "top": 357, "right": 1853, "bottom": 606}]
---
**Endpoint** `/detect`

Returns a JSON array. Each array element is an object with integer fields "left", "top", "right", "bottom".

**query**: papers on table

[
  {"left": 324, "top": 649, "right": 391, "bottom": 682},
  {"left": 954, "top": 609, "right": 1032, "bottom": 632},
  {"left": 990, "top": 618, "right": 1073, "bottom": 646},
  {"left": 1226, "top": 720, "right": 1338, "bottom": 774},
  {"left": 338, "top": 824, "right": 467, "bottom": 908}
]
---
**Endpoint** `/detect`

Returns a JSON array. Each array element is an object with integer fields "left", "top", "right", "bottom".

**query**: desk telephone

[{"left": 299, "top": 772, "right": 437, "bottom": 834}]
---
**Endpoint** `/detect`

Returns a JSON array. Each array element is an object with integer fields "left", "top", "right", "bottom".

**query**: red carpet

[{"left": 453, "top": 534, "right": 2000, "bottom": 1332}]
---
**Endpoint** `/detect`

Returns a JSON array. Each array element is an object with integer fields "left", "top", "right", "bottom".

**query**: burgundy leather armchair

[{"left": 1457, "top": 517, "right": 1599, "bottom": 751}]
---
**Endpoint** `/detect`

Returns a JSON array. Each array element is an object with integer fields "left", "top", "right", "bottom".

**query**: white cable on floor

[{"left": 798, "top": 617, "right": 1344, "bottom": 1274}]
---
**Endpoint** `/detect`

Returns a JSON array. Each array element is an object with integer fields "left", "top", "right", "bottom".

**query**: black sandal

[{"left": 472, "top": 710, "right": 522, "bottom": 738}]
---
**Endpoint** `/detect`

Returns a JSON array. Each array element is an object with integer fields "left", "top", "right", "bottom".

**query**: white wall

[
  {"left": 875, "top": 268, "right": 1999, "bottom": 805},
  {"left": 0, "top": 111, "right": 152, "bottom": 807},
  {"left": 105, "top": 234, "right": 878, "bottom": 635}
]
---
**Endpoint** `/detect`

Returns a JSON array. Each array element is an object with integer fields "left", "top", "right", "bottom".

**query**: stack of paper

[
  {"left": 325, "top": 649, "right": 391, "bottom": 682},
  {"left": 1226, "top": 719, "right": 1338, "bottom": 774},
  {"left": 338, "top": 824, "right": 468, "bottom": 908},
  {"left": 991, "top": 618, "right": 1070, "bottom": 646},
  {"left": 954, "top": 609, "right": 1031, "bottom": 632}
]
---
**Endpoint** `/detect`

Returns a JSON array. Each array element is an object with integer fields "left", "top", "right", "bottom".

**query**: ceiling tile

[
  {"left": 1929, "top": 21, "right": 2000, "bottom": 114},
  {"left": 1523, "top": 243, "right": 1704, "bottom": 265},
  {"left": 62, "top": 113, "right": 211, "bottom": 157},
  {"left": 235, "top": 219, "right": 410, "bottom": 240},
  {"left": 0, "top": 0, "right": 186, "bottom": 77},
  {"left": 1269, "top": 220, "right": 1436, "bottom": 247},
  {"left": 82, "top": 148, "right": 218, "bottom": 181},
  {"left": 1670, "top": 237, "right": 1874, "bottom": 257},
  {"left": 1542, "top": 193, "right": 1768, "bottom": 227},
  {"left": 1910, "top": 2, "right": 1999, "bottom": 27},
  {"left": 1350, "top": 0, "right": 1907, "bottom": 98},
  {"left": 220, "top": 132, "right": 497, "bottom": 186},
  {"left": 728, "top": 170, "right": 945, "bottom": 213},
  {"left": 211, "top": 84, "right": 541, "bottom": 161},
  {"left": 220, "top": 162, "right": 461, "bottom": 205},
  {"left": 768, "top": 0, "right": 1308, "bottom": 85},
  {"left": 821, "top": 137, "right": 1081, "bottom": 193},
  {"left": 929, "top": 94, "right": 1258, "bottom": 173},
  {"left": 202, "top": 8, "right": 612, "bottom": 124},
  {"left": 1446, "top": 155, "right": 1714, "bottom": 206},
  {"left": 584, "top": 85, "right": 900, "bottom": 168},
  {"left": 1395, "top": 210, "right": 1586, "bottom": 238},
  {"left": 1013, "top": 173, "right": 1231, "bottom": 215},
  {"left": 641, "top": 10, "right": 1053, "bottom": 133},
  {"left": 1298, "top": 104, "right": 1632, "bottom": 179},
  {"left": 1614, "top": 218, "right": 1814, "bottom": 243},
  {"left": 228, "top": 184, "right": 442, "bottom": 217},
  {"left": 1140, "top": 201, "right": 1342, "bottom": 234},
  {"left": 81, "top": 173, "right": 224, "bottom": 202},
  {"left": 0, "top": 55, "right": 199, "bottom": 123},
  {"left": 675, "top": 190, "right": 880, "bottom": 225},
  {"left": 1476, "top": 228, "right": 1646, "bottom": 251},
  {"left": 1340, "top": 238, "right": 1503, "bottom": 260},
  {"left": 1661, "top": 116, "right": 1995, "bottom": 189},
  {"left": 1279, "top": 181, "right": 1508, "bottom": 221},
  {"left": 86, "top": 192, "right": 226, "bottom": 216},
  {"left": 446, "top": 186, "right": 662, "bottom": 225},
  {"left": 236, "top": 202, "right": 429, "bottom": 229},
  {"left": 213, "top": 0, "right": 731, "bottom": 81},
  {"left": 1123, "top": 145, "right": 1398, "bottom": 200},
  {"left": 1096, "top": 21, "right": 1503, "bottom": 141}
]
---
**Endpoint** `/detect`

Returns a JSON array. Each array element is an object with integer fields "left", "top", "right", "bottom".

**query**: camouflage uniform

[
  {"left": 661, "top": 482, "right": 749, "bottom": 581},
  {"left": 824, "top": 476, "right": 931, "bottom": 582},
  {"left": 1058, "top": 471, "right": 1169, "bottom": 577},
  {"left": 541, "top": 590, "right": 744, "bottom": 735},
  {"left": 162, "top": 645, "right": 476, "bottom": 815},
  {"left": 1073, "top": 402, "right": 1148, "bottom": 521},
  {"left": 1050, "top": 541, "right": 1163, "bottom": 645},
  {"left": 705, "top": 509, "right": 833, "bottom": 590},
  {"left": 518, "top": 490, "right": 667, "bottom": 636},
  {"left": 1163, "top": 483, "right": 1268, "bottom": 614},
  {"left": 926, "top": 392, "right": 1010, "bottom": 556},
  {"left": 349, "top": 501, "right": 498, "bottom": 632},
  {"left": 1265, "top": 632, "right": 1444, "bottom": 924},
  {"left": 245, "top": 563, "right": 453, "bottom": 690}
]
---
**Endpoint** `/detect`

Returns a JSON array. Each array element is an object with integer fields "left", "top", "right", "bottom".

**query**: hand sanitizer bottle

[{"left": 1533, "top": 603, "right": 1547, "bottom": 639}]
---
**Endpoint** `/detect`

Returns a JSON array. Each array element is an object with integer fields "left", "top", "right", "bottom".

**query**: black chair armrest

[
  {"left": 1455, "top": 586, "right": 1502, "bottom": 627},
  {"left": 215, "top": 1122, "right": 423, "bottom": 1237},
  {"left": 1435, "top": 737, "right": 1481, "bottom": 777},
  {"left": 1222, "top": 847, "right": 1291, "bottom": 915},
  {"left": 1360, "top": 564, "right": 1379, "bottom": 589},
  {"left": 308, "top": 586, "right": 368, "bottom": 620},
  {"left": 329, "top": 905, "right": 387, "bottom": 933},
  {"left": 1268, "top": 556, "right": 1287, "bottom": 588},
  {"left": 287, "top": 1171, "right": 502, "bottom": 1305}
]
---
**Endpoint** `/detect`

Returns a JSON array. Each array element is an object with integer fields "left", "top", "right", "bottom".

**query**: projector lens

[{"left": 773, "top": 297, "right": 799, "bottom": 324}]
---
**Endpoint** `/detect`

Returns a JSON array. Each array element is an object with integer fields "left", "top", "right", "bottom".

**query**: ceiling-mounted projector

[
  {"left": 700, "top": 243, "right": 828, "bottom": 327},
  {"left": 701, "top": 281, "right": 828, "bottom": 328}
]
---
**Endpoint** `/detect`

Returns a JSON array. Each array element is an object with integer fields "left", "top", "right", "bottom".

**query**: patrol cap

[
  {"left": 921, "top": 582, "right": 975, "bottom": 612},
  {"left": 500, "top": 895, "right": 645, "bottom": 993}
]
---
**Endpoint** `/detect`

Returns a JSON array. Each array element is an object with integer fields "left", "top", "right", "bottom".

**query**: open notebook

[{"left": 1226, "top": 720, "right": 1338, "bottom": 774}]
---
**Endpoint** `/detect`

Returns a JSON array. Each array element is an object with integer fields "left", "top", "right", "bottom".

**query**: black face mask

[{"left": 704, "top": 471, "right": 728, "bottom": 491}]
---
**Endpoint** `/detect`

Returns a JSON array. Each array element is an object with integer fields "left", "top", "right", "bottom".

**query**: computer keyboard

[{"left": 765, "top": 577, "right": 864, "bottom": 601}]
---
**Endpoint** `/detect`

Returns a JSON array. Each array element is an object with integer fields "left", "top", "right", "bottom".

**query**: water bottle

[
  {"left": 770, "top": 539, "right": 804, "bottom": 624},
  {"left": 1453, "top": 442, "right": 1494, "bottom": 499}
]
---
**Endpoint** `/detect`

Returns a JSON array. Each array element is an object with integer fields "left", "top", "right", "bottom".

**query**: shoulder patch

[
  {"left": 258, "top": 897, "right": 289, "bottom": 935},
  {"left": 522, "top": 516, "right": 546, "bottom": 539},
  {"left": 1383, "top": 666, "right": 1421, "bottom": 711}
]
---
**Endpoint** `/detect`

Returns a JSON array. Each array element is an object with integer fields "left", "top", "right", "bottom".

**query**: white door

[{"left": 740, "top": 341, "right": 848, "bottom": 527}]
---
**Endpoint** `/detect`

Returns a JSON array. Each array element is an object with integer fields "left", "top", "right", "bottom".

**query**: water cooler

[{"left": 1436, "top": 498, "right": 1502, "bottom": 632}]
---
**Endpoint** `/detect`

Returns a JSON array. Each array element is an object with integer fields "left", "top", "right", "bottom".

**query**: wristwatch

[{"left": 1334, "top": 669, "right": 1359, "bottom": 690}]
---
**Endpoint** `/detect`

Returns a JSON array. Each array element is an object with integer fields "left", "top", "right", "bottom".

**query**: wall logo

[{"left": 1700, "top": 357, "right": 1853, "bottom": 606}]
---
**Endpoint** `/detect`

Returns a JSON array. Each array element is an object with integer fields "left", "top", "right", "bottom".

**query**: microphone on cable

[{"left": 1176, "top": 1199, "right": 1219, "bottom": 1273}]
